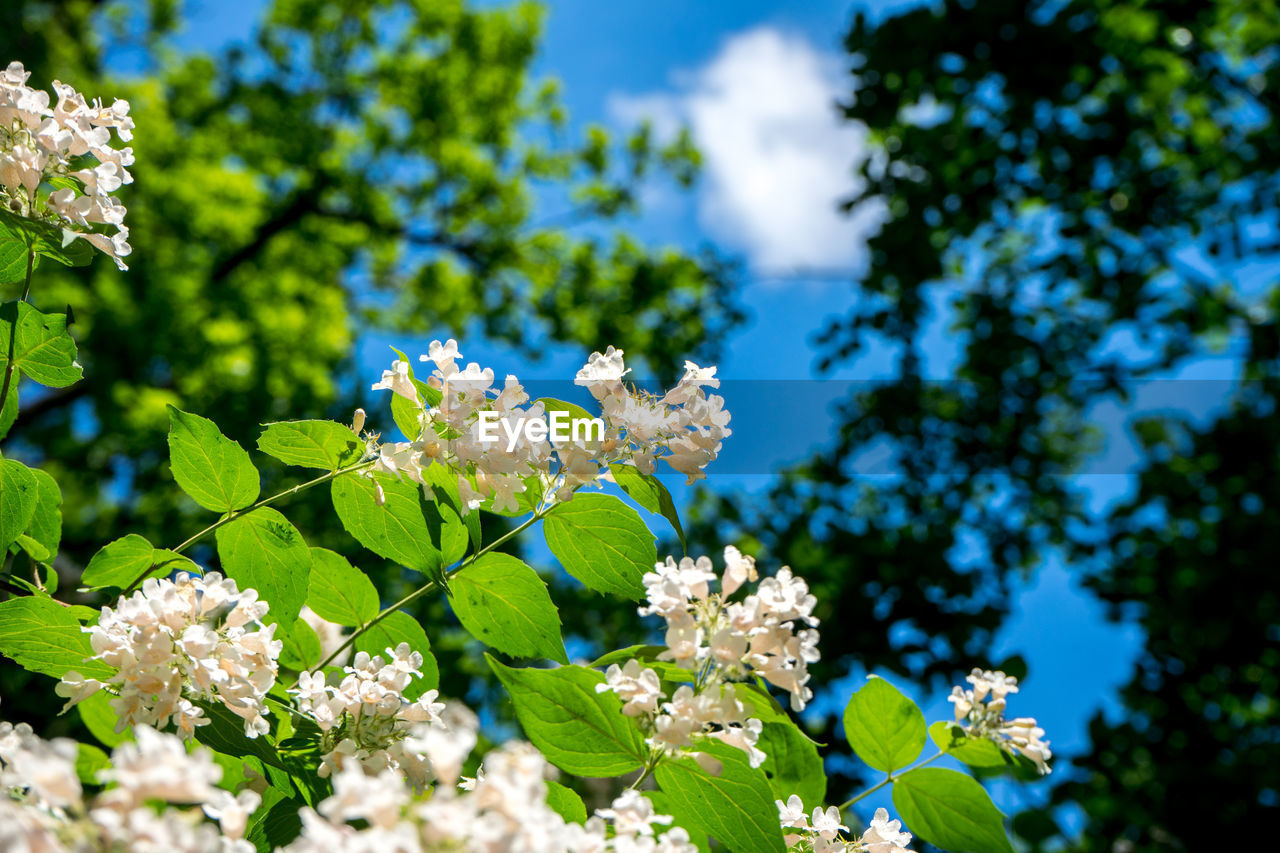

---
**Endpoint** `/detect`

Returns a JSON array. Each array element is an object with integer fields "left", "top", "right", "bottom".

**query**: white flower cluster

[
  {"left": 283, "top": 742, "right": 696, "bottom": 853},
  {"left": 778, "top": 798, "right": 913, "bottom": 853},
  {"left": 575, "top": 346, "right": 731, "bottom": 484},
  {"left": 367, "top": 340, "right": 730, "bottom": 514},
  {"left": 56, "top": 571, "right": 282, "bottom": 739},
  {"left": 598, "top": 547, "right": 820, "bottom": 769},
  {"left": 947, "top": 667, "right": 1053, "bottom": 774},
  {"left": 0, "top": 714, "right": 260, "bottom": 853},
  {"left": 0, "top": 60, "right": 134, "bottom": 268},
  {"left": 290, "top": 643, "right": 449, "bottom": 786}
]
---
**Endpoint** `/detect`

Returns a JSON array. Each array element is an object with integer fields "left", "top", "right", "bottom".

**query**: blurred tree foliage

[
  {"left": 680, "top": 0, "right": 1280, "bottom": 848},
  {"left": 1, "top": 0, "right": 740, "bottom": 565}
]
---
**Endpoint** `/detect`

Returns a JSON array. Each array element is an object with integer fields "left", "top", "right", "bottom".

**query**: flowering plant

[{"left": 0, "top": 63, "right": 1053, "bottom": 853}]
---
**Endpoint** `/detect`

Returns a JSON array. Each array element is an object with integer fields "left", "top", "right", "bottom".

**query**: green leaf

[
  {"left": 24, "top": 468, "right": 62, "bottom": 561},
  {"left": 893, "top": 767, "right": 1014, "bottom": 853},
  {"left": 216, "top": 507, "right": 312, "bottom": 629},
  {"left": 81, "top": 534, "right": 156, "bottom": 589},
  {"left": 354, "top": 610, "right": 438, "bottom": 695},
  {"left": 0, "top": 237, "right": 28, "bottom": 284},
  {"left": 245, "top": 789, "right": 305, "bottom": 851},
  {"left": 78, "top": 690, "right": 131, "bottom": 746},
  {"left": 654, "top": 741, "right": 786, "bottom": 853},
  {"left": 544, "top": 779, "right": 588, "bottom": 825},
  {"left": 588, "top": 644, "right": 694, "bottom": 684},
  {"left": 929, "top": 721, "right": 1013, "bottom": 768},
  {"left": 75, "top": 742, "right": 110, "bottom": 785},
  {"left": 16, "top": 532, "right": 50, "bottom": 562},
  {"left": 0, "top": 596, "right": 110, "bottom": 680},
  {"left": 0, "top": 376, "right": 16, "bottom": 440},
  {"left": 386, "top": 347, "right": 441, "bottom": 440},
  {"left": 193, "top": 700, "right": 286, "bottom": 769},
  {"left": 306, "top": 547, "right": 379, "bottom": 626},
  {"left": 843, "top": 676, "right": 926, "bottom": 774},
  {"left": 0, "top": 457, "right": 39, "bottom": 552},
  {"left": 610, "top": 462, "right": 686, "bottom": 551},
  {"left": 488, "top": 656, "right": 647, "bottom": 777},
  {"left": 167, "top": 406, "right": 261, "bottom": 513},
  {"left": 280, "top": 618, "right": 322, "bottom": 671},
  {"left": 258, "top": 420, "right": 363, "bottom": 470},
  {"left": 758, "top": 721, "right": 826, "bottom": 810},
  {"left": 542, "top": 492, "right": 656, "bottom": 599},
  {"left": 0, "top": 209, "right": 93, "bottom": 268},
  {"left": 645, "top": 791, "right": 712, "bottom": 853},
  {"left": 423, "top": 461, "right": 480, "bottom": 556},
  {"left": 0, "top": 302, "right": 83, "bottom": 388},
  {"left": 449, "top": 552, "right": 568, "bottom": 663},
  {"left": 330, "top": 472, "right": 442, "bottom": 577}
]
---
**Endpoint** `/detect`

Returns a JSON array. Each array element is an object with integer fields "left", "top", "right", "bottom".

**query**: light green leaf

[
  {"left": 78, "top": 690, "right": 130, "bottom": 746},
  {"left": 258, "top": 420, "right": 363, "bottom": 470},
  {"left": 542, "top": 493, "right": 656, "bottom": 599},
  {"left": 843, "top": 676, "right": 926, "bottom": 774},
  {"left": 0, "top": 457, "right": 39, "bottom": 552},
  {"left": 0, "top": 236, "right": 28, "bottom": 284},
  {"left": 16, "top": 533, "right": 50, "bottom": 562},
  {"left": 24, "top": 468, "right": 62, "bottom": 561},
  {"left": 654, "top": 741, "right": 786, "bottom": 853},
  {"left": 280, "top": 619, "right": 322, "bottom": 671},
  {"left": 758, "top": 721, "right": 826, "bottom": 810},
  {"left": 488, "top": 656, "right": 647, "bottom": 777},
  {"left": 0, "top": 209, "right": 93, "bottom": 268},
  {"left": 75, "top": 742, "right": 110, "bottom": 785},
  {"left": 0, "top": 375, "right": 17, "bottom": 440},
  {"left": 307, "top": 548, "right": 379, "bottom": 626},
  {"left": 610, "top": 462, "right": 686, "bottom": 551},
  {"left": 928, "top": 721, "right": 1013, "bottom": 769},
  {"left": 0, "top": 596, "right": 110, "bottom": 680},
  {"left": 215, "top": 507, "right": 311, "bottom": 629},
  {"left": 893, "top": 767, "right": 1014, "bottom": 853},
  {"left": 0, "top": 302, "right": 82, "bottom": 388},
  {"left": 167, "top": 406, "right": 261, "bottom": 513},
  {"left": 81, "top": 534, "right": 155, "bottom": 589},
  {"left": 423, "top": 461, "right": 480, "bottom": 556},
  {"left": 330, "top": 472, "right": 442, "bottom": 577},
  {"left": 545, "top": 779, "right": 588, "bottom": 825},
  {"left": 449, "top": 552, "right": 568, "bottom": 663},
  {"left": 355, "top": 610, "right": 438, "bottom": 695}
]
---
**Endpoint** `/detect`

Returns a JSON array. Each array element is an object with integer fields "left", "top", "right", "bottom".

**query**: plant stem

[
  {"left": 0, "top": 250, "right": 35, "bottom": 420},
  {"left": 315, "top": 505, "right": 553, "bottom": 670},
  {"left": 838, "top": 750, "right": 946, "bottom": 810},
  {"left": 122, "top": 460, "right": 375, "bottom": 593}
]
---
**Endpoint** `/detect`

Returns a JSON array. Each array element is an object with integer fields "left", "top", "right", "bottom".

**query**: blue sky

[{"left": 140, "top": 0, "right": 1171, "bottom": 821}]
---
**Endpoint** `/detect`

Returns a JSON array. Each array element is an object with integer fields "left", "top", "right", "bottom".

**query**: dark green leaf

[
  {"left": 489, "top": 656, "right": 647, "bottom": 777},
  {"left": 167, "top": 406, "right": 261, "bottom": 513},
  {"left": 24, "top": 468, "right": 61, "bottom": 561},
  {"left": 542, "top": 492, "right": 656, "bottom": 599},
  {"left": 449, "top": 552, "right": 568, "bottom": 663}
]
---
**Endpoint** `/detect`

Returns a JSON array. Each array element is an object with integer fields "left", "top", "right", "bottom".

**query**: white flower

[
  {"left": 777, "top": 794, "right": 809, "bottom": 829},
  {"left": 1, "top": 61, "right": 134, "bottom": 268},
  {"left": 597, "top": 660, "right": 663, "bottom": 716},
  {"left": 949, "top": 667, "right": 1052, "bottom": 775},
  {"left": 811, "top": 806, "right": 848, "bottom": 841}
]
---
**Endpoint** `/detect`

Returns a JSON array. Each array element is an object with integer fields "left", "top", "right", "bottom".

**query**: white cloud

[{"left": 609, "top": 28, "right": 885, "bottom": 273}]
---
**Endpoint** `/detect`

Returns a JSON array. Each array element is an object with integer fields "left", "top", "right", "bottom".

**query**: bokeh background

[{"left": 4, "top": 0, "right": 1278, "bottom": 849}]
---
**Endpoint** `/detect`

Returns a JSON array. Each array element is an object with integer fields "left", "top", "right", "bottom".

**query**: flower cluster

[
  {"left": 283, "top": 742, "right": 696, "bottom": 853},
  {"left": 575, "top": 346, "right": 731, "bottom": 484},
  {"left": 598, "top": 546, "right": 820, "bottom": 769},
  {"left": 290, "top": 643, "right": 449, "bottom": 785},
  {"left": 1, "top": 714, "right": 261, "bottom": 853},
  {"left": 778, "top": 798, "right": 914, "bottom": 853},
  {"left": 947, "top": 667, "right": 1053, "bottom": 774},
  {"left": 56, "top": 571, "right": 282, "bottom": 739},
  {"left": 367, "top": 340, "right": 730, "bottom": 514},
  {"left": 0, "top": 60, "right": 134, "bottom": 267}
]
